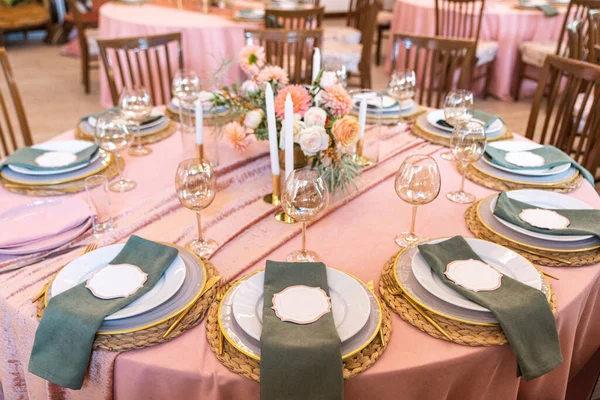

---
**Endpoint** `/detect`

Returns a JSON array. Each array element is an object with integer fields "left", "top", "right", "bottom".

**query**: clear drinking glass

[
  {"left": 348, "top": 89, "right": 382, "bottom": 164},
  {"left": 394, "top": 155, "right": 441, "bottom": 247},
  {"left": 282, "top": 168, "right": 329, "bottom": 262},
  {"left": 440, "top": 89, "right": 474, "bottom": 161},
  {"left": 388, "top": 70, "right": 416, "bottom": 124},
  {"left": 175, "top": 158, "right": 219, "bottom": 258},
  {"left": 85, "top": 175, "right": 114, "bottom": 235},
  {"left": 172, "top": 69, "right": 201, "bottom": 121},
  {"left": 95, "top": 110, "right": 137, "bottom": 193},
  {"left": 323, "top": 59, "right": 347, "bottom": 87},
  {"left": 446, "top": 121, "right": 487, "bottom": 204},
  {"left": 119, "top": 87, "right": 153, "bottom": 157}
]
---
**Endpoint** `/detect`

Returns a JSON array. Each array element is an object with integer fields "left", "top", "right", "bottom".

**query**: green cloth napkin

[
  {"left": 418, "top": 236, "right": 562, "bottom": 381},
  {"left": 493, "top": 191, "right": 600, "bottom": 238},
  {"left": 484, "top": 145, "right": 594, "bottom": 185},
  {"left": 260, "top": 261, "right": 343, "bottom": 400},
  {"left": 29, "top": 236, "right": 178, "bottom": 389},
  {"left": 437, "top": 110, "right": 502, "bottom": 130},
  {"left": 536, "top": 4, "right": 559, "bottom": 17},
  {"left": 0, "top": 144, "right": 99, "bottom": 172}
]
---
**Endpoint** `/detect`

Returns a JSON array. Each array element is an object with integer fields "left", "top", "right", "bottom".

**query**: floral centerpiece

[{"left": 212, "top": 44, "right": 363, "bottom": 194}]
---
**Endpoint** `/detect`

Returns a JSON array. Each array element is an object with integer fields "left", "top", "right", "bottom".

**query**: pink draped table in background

[
  {"left": 386, "top": 0, "right": 567, "bottom": 101},
  {"left": 0, "top": 120, "right": 599, "bottom": 399}
]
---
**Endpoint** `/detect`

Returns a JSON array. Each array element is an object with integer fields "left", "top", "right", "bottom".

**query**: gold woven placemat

[
  {"left": 411, "top": 123, "right": 514, "bottom": 147},
  {"left": 205, "top": 279, "right": 393, "bottom": 382},
  {"left": 36, "top": 260, "right": 220, "bottom": 352},
  {"left": 0, "top": 155, "right": 123, "bottom": 196},
  {"left": 379, "top": 253, "right": 556, "bottom": 346},
  {"left": 75, "top": 121, "right": 177, "bottom": 145},
  {"left": 465, "top": 202, "right": 600, "bottom": 267},
  {"left": 464, "top": 164, "right": 583, "bottom": 193}
]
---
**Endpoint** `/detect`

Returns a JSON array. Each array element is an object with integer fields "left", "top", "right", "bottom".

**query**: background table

[
  {"left": 0, "top": 121, "right": 599, "bottom": 399},
  {"left": 386, "top": 0, "right": 567, "bottom": 101}
]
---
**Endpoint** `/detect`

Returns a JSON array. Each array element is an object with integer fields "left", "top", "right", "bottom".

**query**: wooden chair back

[
  {"left": 589, "top": 9, "right": 600, "bottom": 64},
  {"left": 264, "top": 6, "right": 324, "bottom": 29},
  {"left": 0, "top": 48, "right": 32, "bottom": 158},
  {"left": 526, "top": 55, "right": 600, "bottom": 173},
  {"left": 244, "top": 29, "right": 322, "bottom": 85},
  {"left": 567, "top": 19, "right": 586, "bottom": 60},
  {"left": 390, "top": 34, "right": 476, "bottom": 108},
  {"left": 97, "top": 33, "right": 184, "bottom": 106},
  {"left": 346, "top": 0, "right": 371, "bottom": 29},
  {"left": 357, "top": 0, "right": 381, "bottom": 88},
  {"left": 555, "top": 0, "right": 600, "bottom": 58},
  {"left": 434, "top": 0, "right": 485, "bottom": 41},
  {"left": 66, "top": 0, "right": 90, "bottom": 60}
]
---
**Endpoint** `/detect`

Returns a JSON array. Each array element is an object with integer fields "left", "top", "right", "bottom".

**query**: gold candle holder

[
  {"left": 354, "top": 138, "right": 373, "bottom": 167},
  {"left": 263, "top": 174, "right": 281, "bottom": 205},
  {"left": 197, "top": 144, "right": 204, "bottom": 160},
  {"left": 274, "top": 209, "right": 296, "bottom": 224}
]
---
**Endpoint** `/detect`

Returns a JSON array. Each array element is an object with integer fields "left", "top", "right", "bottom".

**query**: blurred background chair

[
  {"left": 0, "top": 0, "right": 51, "bottom": 47},
  {"left": 66, "top": 0, "right": 100, "bottom": 94},
  {"left": 264, "top": 6, "right": 325, "bottom": 29}
]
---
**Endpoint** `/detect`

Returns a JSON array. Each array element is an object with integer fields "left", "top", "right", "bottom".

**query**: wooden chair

[
  {"left": 375, "top": 10, "right": 393, "bottom": 66},
  {"left": 264, "top": 6, "right": 324, "bottom": 30},
  {"left": 97, "top": 33, "right": 184, "bottom": 106},
  {"left": 589, "top": 9, "right": 600, "bottom": 64},
  {"left": 525, "top": 55, "right": 600, "bottom": 175},
  {"left": 322, "top": 0, "right": 368, "bottom": 45},
  {"left": 244, "top": 29, "right": 322, "bottom": 85},
  {"left": 0, "top": 48, "right": 33, "bottom": 158},
  {"left": 567, "top": 19, "right": 586, "bottom": 60},
  {"left": 434, "top": 0, "right": 497, "bottom": 99},
  {"left": 66, "top": 0, "right": 100, "bottom": 95},
  {"left": 514, "top": 0, "right": 600, "bottom": 100},
  {"left": 390, "top": 33, "right": 477, "bottom": 108}
]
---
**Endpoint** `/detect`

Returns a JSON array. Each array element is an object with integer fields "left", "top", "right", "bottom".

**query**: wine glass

[
  {"left": 323, "top": 59, "right": 347, "bottom": 87},
  {"left": 388, "top": 70, "right": 416, "bottom": 124},
  {"left": 119, "top": 87, "right": 153, "bottom": 157},
  {"left": 282, "top": 168, "right": 329, "bottom": 262},
  {"left": 95, "top": 110, "right": 136, "bottom": 193},
  {"left": 446, "top": 121, "right": 487, "bottom": 204},
  {"left": 172, "top": 69, "right": 202, "bottom": 122},
  {"left": 394, "top": 155, "right": 441, "bottom": 247},
  {"left": 175, "top": 158, "right": 219, "bottom": 258},
  {"left": 440, "top": 90, "right": 474, "bottom": 161}
]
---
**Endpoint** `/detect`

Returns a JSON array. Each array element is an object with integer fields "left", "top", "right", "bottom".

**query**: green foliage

[{"left": 316, "top": 153, "right": 362, "bottom": 195}]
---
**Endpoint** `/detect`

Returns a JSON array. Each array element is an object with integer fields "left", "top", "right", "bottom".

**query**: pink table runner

[
  {"left": 386, "top": 0, "right": 567, "bottom": 101},
  {"left": 1, "top": 121, "right": 599, "bottom": 399}
]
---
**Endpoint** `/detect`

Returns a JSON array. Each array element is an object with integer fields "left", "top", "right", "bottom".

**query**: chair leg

[
  {"left": 514, "top": 52, "right": 526, "bottom": 101},
  {"left": 483, "top": 61, "right": 494, "bottom": 100},
  {"left": 82, "top": 54, "right": 90, "bottom": 94},
  {"left": 376, "top": 26, "right": 383, "bottom": 66}
]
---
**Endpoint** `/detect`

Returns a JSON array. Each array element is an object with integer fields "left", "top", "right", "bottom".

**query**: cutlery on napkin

[
  {"left": 418, "top": 236, "right": 562, "bottom": 381},
  {"left": 436, "top": 110, "right": 502, "bottom": 130},
  {"left": 29, "top": 236, "right": 178, "bottom": 389},
  {"left": 0, "top": 144, "right": 99, "bottom": 172}
]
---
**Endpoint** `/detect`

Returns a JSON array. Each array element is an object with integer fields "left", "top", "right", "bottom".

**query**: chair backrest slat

[
  {"left": 434, "top": 0, "right": 485, "bottom": 42},
  {"left": 264, "top": 7, "right": 324, "bottom": 30},
  {"left": 556, "top": 0, "right": 600, "bottom": 57},
  {"left": 589, "top": 10, "right": 600, "bottom": 64},
  {"left": 97, "top": 33, "right": 183, "bottom": 106},
  {"left": 567, "top": 19, "right": 586, "bottom": 60},
  {"left": 0, "top": 48, "right": 33, "bottom": 159}
]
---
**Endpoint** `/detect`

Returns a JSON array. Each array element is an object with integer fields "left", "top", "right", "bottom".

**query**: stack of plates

[
  {"left": 475, "top": 190, "right": 600, "bottom": 254},
  {"left": 45, "top": 243, "right": 206, "bottom": 334},
  {"left": 394, "top": 237, "right": 551, "bottom": 325},
  {"left": 234, "top": 8, "right": 265, "bottom": 20},
  {"left": 167, "top": 92, "right": 229, "bottom": 117},
  {"left": 350, "top": 93, "right": 417, "bottom": 119},
  {"left": 219, "top": 268, "right": 382, "bottom": 359},
  {"left": 415, "top": 109, "right": 507, "bottom": 141},
  {"left": 0, "top": 140, "right": 113, "bottom": 189},
  {"left": 78, "top": 110, "right": 170, "bottom": 138},
  {"left": 473, "top": 141, "right": 580, "bottom": 187}
]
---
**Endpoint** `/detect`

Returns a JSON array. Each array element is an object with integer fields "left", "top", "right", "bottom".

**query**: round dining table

[
  {"left": 386, "top": 0, "right": 568, "bottom": 101},
  {"left": 0, "top": 116, "right": 599, "bottom": 399}
]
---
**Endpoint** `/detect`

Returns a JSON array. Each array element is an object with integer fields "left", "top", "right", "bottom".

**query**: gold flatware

[
  {"left": 382, "top": 273, "right": 452, "bottom": 341},
  {"left": 31, "top": 243, "right": 98, "bottom": 303},
  {"left": 504, "top": 244, "right": 572, "bottom": 265},
  {"left": 163, "top": 275, "right": 221, "bottom": 339},
  {"left": 540, "top": 270, "right": 560, "bottom": 281},
  {"left": 1, "top": 244, "right": 85, "bottom": 275}
]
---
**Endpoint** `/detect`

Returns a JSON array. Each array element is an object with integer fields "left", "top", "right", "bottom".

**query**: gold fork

[
  {"left": 381, "top": 272, "right": 452, "bottom": 341},
  {"left": 31, "top": 243, "right": 99, "bottom": 303}
]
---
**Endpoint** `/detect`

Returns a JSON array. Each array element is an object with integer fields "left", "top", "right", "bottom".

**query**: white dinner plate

[
  {"left": 0, "top": 219, "right": 91, "bottom": 255},
  {"left": 87, "top": 110, "right": 163, "bottom": 129},
  {"left": 80, "top": 115, "right": 169, "bottom": 138},
  {"left": 472, "top": 155, "right": 578, "bottom": 186},
  {"left": 7, "top": 140, "right": 100, "bottom": 176},
  {"left": 426, "top": 109, "right": 504, "bottom": 135},
  {"left": 411, "top": 237, "right": 542, "bottom": 313},
  {"left": 232, "top": 268, "right": 371, "bottom": 342},
  {"left": 50, "top": 243, "right": 187, "bottom": 321},
  {"left": 482, "top": 141, "right": 571, "bottom": 177},
  {"left": 490, "top": 190, "right": 594, "bottom": 242}
]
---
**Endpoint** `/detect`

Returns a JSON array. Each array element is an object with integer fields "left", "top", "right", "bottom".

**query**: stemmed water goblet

[
  {"left": 282, "top": 169, "right": 329, "bottom": 262},
  {"left": 175, "top": 158, "right": 219, "bottom": 258},
  {"left": 119, "top": 87, "right": 153, "bottom": 157},
  {"left": 440, "top": 89, "right": 474, "bottom": 161},
  {"left": 394, "top": 154, "right": 441, "bottom": 248},
  {"left": 95, "top": 110, "right": 137, "bottom": 193},
  {"left": 388, "top": 70, "right": 416, "bottom": 125},
  {"left": 446, "top": 121, "right": 487, "bottom": 204},
  {"left": 172, "top": 69, "right": 202, "bottom": 122}
]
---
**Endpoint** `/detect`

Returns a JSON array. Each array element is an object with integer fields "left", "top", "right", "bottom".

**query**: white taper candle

[
  {"left": 265, "top": 83, "right": 280, "bottom": 176},
  {"left": 284, "top": 93, "right": 294, "bottom": 179},
  {"left": 312, "top": 48, "right": 321, "bottom": 83},
  {"left": 195, "top": 99, "right": 203, "bottom": 145}
]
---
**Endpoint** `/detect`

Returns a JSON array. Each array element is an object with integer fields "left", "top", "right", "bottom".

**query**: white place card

[
  {"left": 34, "top": 151, "right": 77, "bottom": 168},
  {"left": 504, "top": 151, "right": 546, "bottom": 168},
  {"left": 86, "top": 264, "right": 148, "bottom": 300},
  {"left": 519, "top": 208, "right": 570, "bottom": 230},
  {"left": 272, "top": 285, "right": 331, "bottom": 324},
  {"left": 445, "top": 259, "right": 503, "bottom": 292}
]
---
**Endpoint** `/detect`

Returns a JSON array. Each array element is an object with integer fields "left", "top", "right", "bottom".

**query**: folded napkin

[
  {"left": 418, "top": 236, "right": 562, "bottom": 381},
  {"left": 85, "top": 108, "right": 162, "bottom": 128},
  {"left": 29, "top": 236, "right": 178, "bottom": 389},
  {"left": 485, "top": 145, "right": 594, "bottom": 185},
  {"left": 437, "top": 110, "right": 502, "bottom": 130},
  {"left": 536, "top": 4, "right": 559, "bottom": 17},
  {"left": 494, "top": 191, "right": 600, "bottom": 238},
  {"left": 0, "top": 144, "right": 99, "bottom": 172},
  {"left": 260, "top": 261, "right": 343, "bottom": 400}
]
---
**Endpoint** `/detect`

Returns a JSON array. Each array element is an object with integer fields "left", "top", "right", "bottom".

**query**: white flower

[
  {"left": 303, "top": 107, "right": 328, "bottom": 128},
  {"left": 279, "top": 114, "right": 305, "bottom": 148},
  {"left": 319, "top": 71, "right": 338, "bottom": 89},
  {"left": 297, "top": 125, "right": 330, "bottom": 156},
  {"left": 240, "top": 80, "right": 259, "bottom": 95},
  {"left": 243, "top": 109, "right": 264, "bottom": 130}
]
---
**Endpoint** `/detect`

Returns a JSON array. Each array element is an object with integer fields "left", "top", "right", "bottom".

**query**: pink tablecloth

[
  {"left": 98, "top": 3, "right": 256, "bottom": 107},
  {"left": 1, "top": 121, "right": 599, "bottom": 399},
  {"left": 386, "top": 0, "right": 567, "bottom": 101}
]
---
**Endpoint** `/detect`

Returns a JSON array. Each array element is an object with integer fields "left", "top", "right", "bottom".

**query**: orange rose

[{"left": 332, "top": 116, "right": 361, "bottom": 147}]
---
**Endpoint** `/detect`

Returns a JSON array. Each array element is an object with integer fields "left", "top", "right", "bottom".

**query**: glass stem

[
  {"left": 302, "top": 222, "right": 307, "bottom": 253},
  {"left": 136, "top": 122, "right": 142, "bottom": 149},
  {"left": 460, "top": 162, "right": 467, "bottom": 193},
  {"left": 115, "top": 153, "right": 125, "bottom": 184},
  {"left": 410, "top": 205, "right": 418, "bottom": 237},
  {"left": 196, "top": 211, "right": 203, "bottom": 241}
]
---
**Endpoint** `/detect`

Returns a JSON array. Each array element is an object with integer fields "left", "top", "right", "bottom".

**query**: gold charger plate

[{"left": 414, "top": 116, "right": 513, "bottom": 142}]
